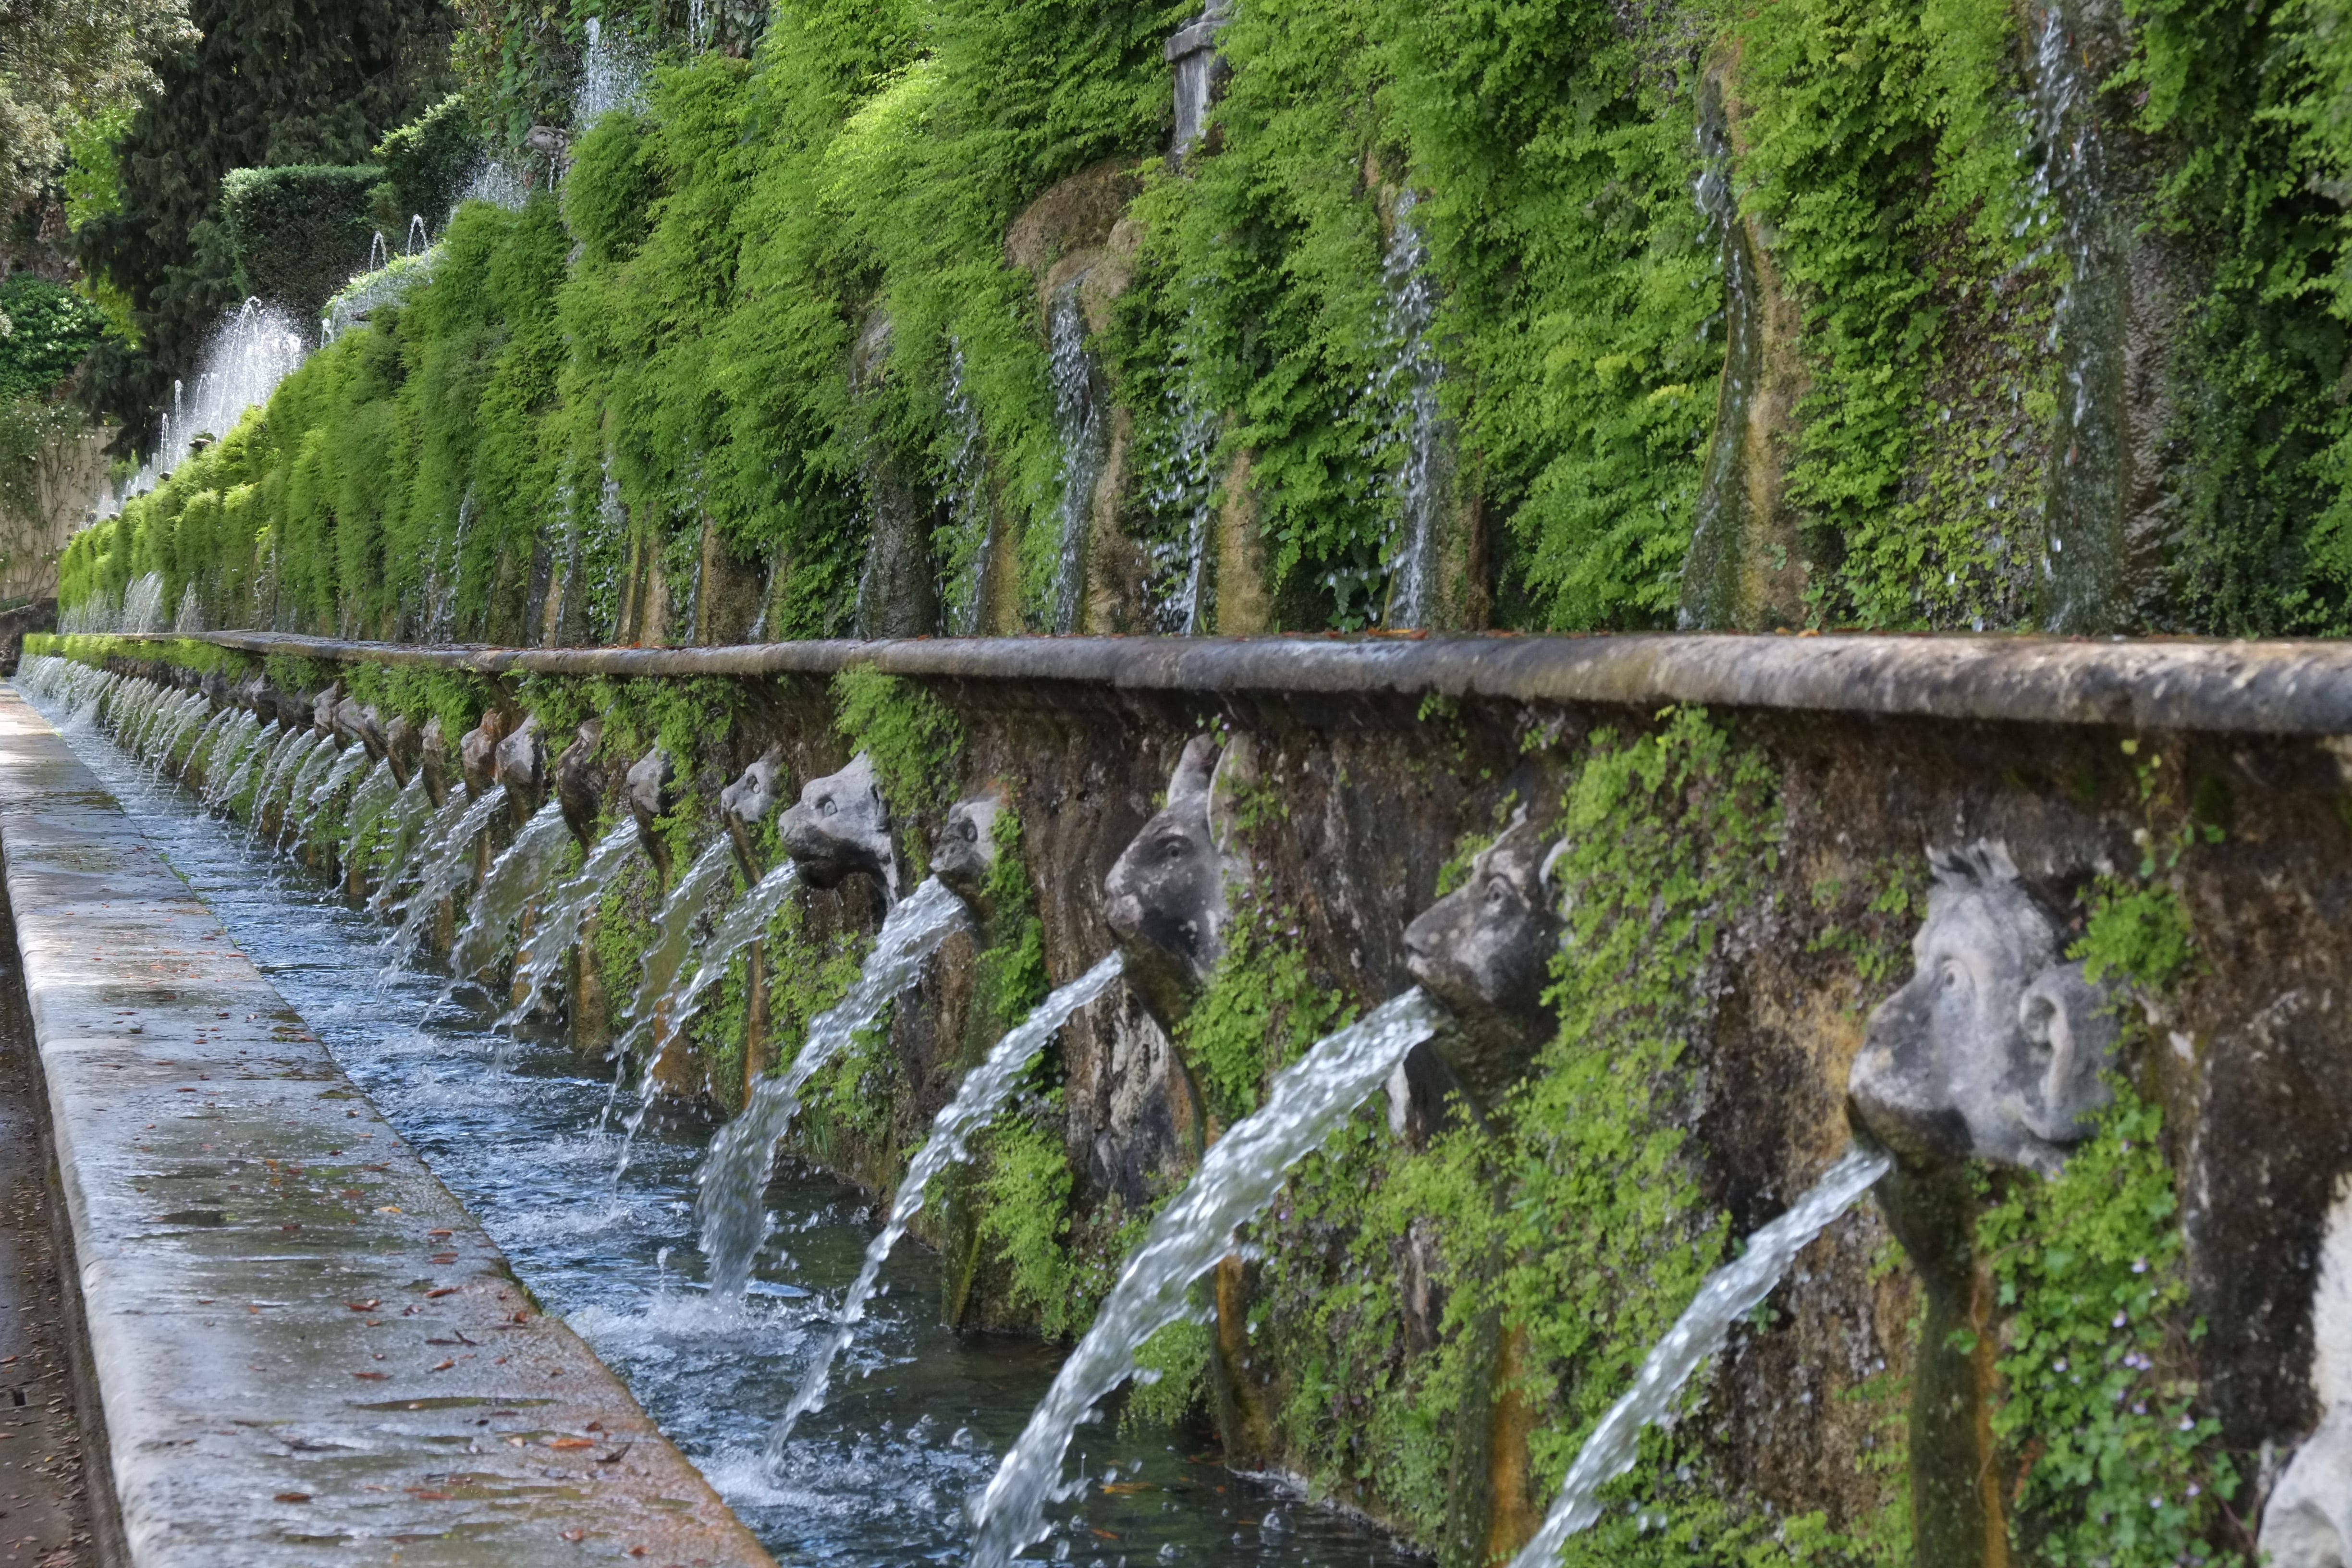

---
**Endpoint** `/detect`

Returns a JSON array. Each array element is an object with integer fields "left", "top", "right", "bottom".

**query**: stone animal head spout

[
  {"left": 311, "top": 686, "right": 342, "bottom": 735},
  {"left": 335, "top": 698, "right": 387, "bottom": 763},
  {"left": 626, "top": 746, "right": 677, "bottom": 882},
  {"left": 458, "top": 710, "right": 507, "bottom": 797},
  {"left": 1104, "top": 735, "right": 1248, "bottom": 1031},
  {"left": 1403, "top": 806, "right": 1564, "bottom": 1114},
  {"left": 418, "top": 718, "right": 453, "bottom": 806},
  {"left": 383, "top": 713, "right": 420, "bottom": 789},
  {"left": 779, "top": 752, "right": 900, "bottom": 898},
  {"left": 1848, "top": 842, "right": 2122, "bottom": 1176},
  {"left": 932, "top": 790, "right": 1005, "bottom": 909},
  {"left": 494, "top": 715, "right": 546, "bottom": 825},
  {"left": 554, "top": 721, "right": 602, "bottom": 851},
  {"left": 720, "top": 745, "right": 788, "bottom": 880}
]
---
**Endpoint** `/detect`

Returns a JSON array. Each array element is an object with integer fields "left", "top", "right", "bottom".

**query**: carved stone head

[
  {"left": 1847, "top": 842, "right": 2121, "bottom": 1174},
  {"left": 2262, "top": 1184, "right": 2352, "bottom": 1568},
  {"left": 418, "top": 717, "right": 453, "bottom": 806},
  {"left": 720, "top": 745, "right": 788, "bottom": 880},
  {"left": 458, "top": 710, "right": 508, "bottom": 797},
  {"left": 931, "top": 790, "right": 1004, "bottom": 907},
  {"left": 1403, "top": 806, "right": 1563, "bottom": 1112},
  {"left": 1104, "top": 735, "right": 1246, "bottom": 1030},
  {"left": 494, "top": 714, "right": 545, "bottom": 824},
  {"left": 779, "top": 752, "right": 899, "bottom": 897},
  {"left": 335, "top": 698, "right": 387, "bottom": 762},
  {"left": 310, "top": 686, "right": 341, "bottom": 734},
  {"left": 383, "top": 713, "right": 420, "bottom": 789},
  {"left": 553, "top": 721, "right": 602, "bottom": 851},
  {"left": 626, "top": 746, "right": 677, "bottom": 881}
]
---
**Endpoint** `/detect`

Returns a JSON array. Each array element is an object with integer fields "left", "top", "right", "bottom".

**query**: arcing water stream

[{"left": 18, "top": 660, "right": 1423, "bottom": 1567}]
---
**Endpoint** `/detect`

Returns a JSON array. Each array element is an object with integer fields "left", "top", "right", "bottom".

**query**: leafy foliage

[{"left": 0, "top": 275, "right": 106, "bottom": 400}]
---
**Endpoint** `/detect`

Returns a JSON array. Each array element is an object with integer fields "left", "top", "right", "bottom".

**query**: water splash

[
  {"left": 1046, "top": 281, "right": 1108, "bottom": 634},
  {"left": 383, "top": 785, "right": 510, "bottom": 964},
  {"left": 769, "top": 952, "right": 1125, "bottom": 1453},
  {"left": 501, "top": 819, "right": 644, "bottom": 1029},
  {"left": 1140, "top": 306, "right": 1219, "bottom": 635},
  {"left": 966, "top": 986, "right": 1443, "bottom": 1568},
  {"left": 576, "top": 17, "right": 649, "bottom": 128},
  {"left": 104, "top": 300, "right": 306, "bottom": 518},
  {"left": 1502, "top": 1144, "right": 1893, "bottom": 1568},
  {"left": 697, "top": 877, "right": 972, "bottom": 1297},
  {"left": 450, "top": 800, "right": 576, "bottom": 980}
]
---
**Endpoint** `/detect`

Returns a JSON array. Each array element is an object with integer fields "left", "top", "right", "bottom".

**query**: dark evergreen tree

[{"left": 74, "top": 0, "right": 454, "bottom": 439}]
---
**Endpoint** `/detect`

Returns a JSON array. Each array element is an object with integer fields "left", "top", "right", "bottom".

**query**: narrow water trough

[{"left": 0, "top": 686, "right": 774, "bottom": 1566}]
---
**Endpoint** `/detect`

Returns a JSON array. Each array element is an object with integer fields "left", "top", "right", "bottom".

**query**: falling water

[
  {"left": 697, "top": 876, "right": 973, "bottom": 1297},
  {"left": 368, "top": 774, "right": 441, "bottom": 901},
  {"left": 450, "top": 800, "right": 576, "bottom": 979},
  {"left": 273, "top": 735, "right": 345, "bottom": 850},
  {"left": 241, "top": 727, "right": 309, "bottom": 840},
  {"left": 585, "top": 459, "right": 629, "bottom": 643},
  {"left": 769, "top": 951, "right": 1126, "bottom": 1453},
  {"left": 1366, "top": 194, "right": 1447, "bottom": 630},
  {"left": 120, "top": 572, "right": 167, "bottom": 633},
  {"left": 368, "top": 232, "right": 390, "bottom": 272},
  {"left": 110, "top": 300, "right": 306, "bottom": 512},
  {"left": 1502, "top": 1144, "right": 1894, "bottom": 1568},
  {"left": 172, "top": 583, "right": 206, "bottom": 635},
  {"left": 666, "top": 860, "right": 805, "bottom": 1064},
  {"left": 1045, "top": 282, "right": 1108, "bottom": 634},
  {"left": 200, "top": 712, "right": 265, "bottom": 811},
  {"left": 1678, "top": 77, "right": 1762, "bottom": 633},
  {"left": 2027, "top": 0, "right": 2126, "bottom": 634},
  {"left": 1168, "top": 1, "right": 1228, "bottom": 163},
  {"left": 965, "top": 986, "right": 1443, "bottom": 1568},
  {"left": 382, "top": 785, "right": 510, "bottom": 962},
  {"left": 576, "top": 17, "right": 649, "bottom": 127},
  {"left": 618, "top": 839, "right": 744, "bottom": 1071},
  {"left": 500, "top": 819, "right": 644, "bottom": 1029},
  {"left": 407, "top": 214, "right": 428, "bottom": 256},
  {"left": 341, "top": 759, "right": 401, "bottom": 865},
  {"left": 938, "top": 344, "right": 994, "bottom": 637},
  {"left": 1142, "top": 307, "right": 1220, "bottom": 635}
]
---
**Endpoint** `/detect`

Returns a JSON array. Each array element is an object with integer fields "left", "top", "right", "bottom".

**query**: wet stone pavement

[{"left": 0, "top": 894, "right": 94, "bottom": 1568}]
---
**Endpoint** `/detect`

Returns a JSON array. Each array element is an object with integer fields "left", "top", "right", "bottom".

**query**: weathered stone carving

[
  {"left": 625, "top": 746, "right": 677, "bottom": 881},
  {"left": 720, "top": 745, "right": 787, "bottom": 879},
  {"left": 1847, "top": 841, "right": 2121, "bottom": 1174},
  {"left": 553, "top": 721, "right": 602, "bottom": 851},
  {"left": 1402, "top": 805, "right": 1563, "bottom": 1115},
  {"left": 335, "top": 697, "right": 387, "bottom": 762},
  {"left": 2263, "top": 1183, "right": 2352, "bottom": 1568},
  {"left": 779, "top": 752, "right": 899, "bottom": 896},
  {"left": 382, "top": 713, "right": 420, "bottom": 789},
  {"left": 1103, "top": 734, "right": 1251, "bottom": 1031},
  {"left": 495, "top": 714, "right": 546, "bottom": 825},
  {"left": 418, "top": 717, "right": 453, "bottom": 807},
  {"left": 458, "top": 711, "right": 506, "bottom": 797},
  {"left": 310, "top": 686, "right": 341, "bottom": 734},
  {"left": 931, "top": 790, "right": 1003, "bottom": 908}
]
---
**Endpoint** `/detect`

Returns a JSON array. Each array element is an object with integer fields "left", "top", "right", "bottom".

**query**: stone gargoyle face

[
  {"left": 458, "top": 712, "right": 506, "bottom": 796},
  {"left": 779, "top": 752, "right": 899, "bottom": 897},
  {"left": 720, "top": 746, "right": 788, "bottom": 878},
  {"left": 1402, "top": 807, "right": 1563, "bottom": 1112},
  {"left": 1847, "top": 841, "right": 2120, "bottom": 1175},
  {"left": 931, "top": 792, "right": 1003, "bottom": 906},
  {"left": 625, "top": 746, "right": 677, "bottom": 878},
  {"left": 554, "top": 722, "right": 602, "bottom": 851},
  {"left": 335, "top": 698, "right": 387, "bottom": 762},
  {"left": 1104, "top": 735, "right": 1232, "bottom": 1030}
]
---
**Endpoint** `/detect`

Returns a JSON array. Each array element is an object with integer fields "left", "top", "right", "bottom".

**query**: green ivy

[{"left": 831, "top": 667, "right": 964, "bottom": 822}]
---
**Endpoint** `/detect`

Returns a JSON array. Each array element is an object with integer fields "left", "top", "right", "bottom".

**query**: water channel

[{"left": 20, "top": 679, "right": 1425, "bottom": 1568}]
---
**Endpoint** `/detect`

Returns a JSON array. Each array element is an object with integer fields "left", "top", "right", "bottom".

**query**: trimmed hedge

[{"left": 220, "top": 164, "right": 389, "bottom": 320}]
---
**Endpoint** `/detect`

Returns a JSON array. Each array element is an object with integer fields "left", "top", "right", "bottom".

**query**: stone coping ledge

[
  {"left": 0, "top": 688, "right": 774, "bottom": 1568},
  {"left": 92, "top": 628, "right": 2352, "bottom": 736}
]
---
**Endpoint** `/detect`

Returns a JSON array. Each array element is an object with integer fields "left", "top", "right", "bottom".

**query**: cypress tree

[{"left": 74, "top": 0, "right": 455, "bottom": 438}]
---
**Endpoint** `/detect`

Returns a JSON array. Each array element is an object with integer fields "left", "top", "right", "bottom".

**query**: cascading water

[
  {"left": 1141, "top": 306, "right": 1220, "bottom": 634},
  {"left": 120, "top": 572, "right": 167, "bottom": 633},
  {"left": 1365, "top": 193, "right": 1447, "bottom": 630},
  {"left": 110, "top": 299, "right": 306, "bottom": 514},
  {"left": 500, "top": 819, "right": 643, "bottom": 1028},
  {"left": 938, "top": 344, "right": 994, "bottom": 637},
  {"left": 273, "top": 735, "right": 346, "bottom": 851},
  {"left": 369, "top": 774, "right": 441, "bottom": 900},
  {"left": 341, "top": 759, "right": 401, "bottom": 866},
  {"left": 1046, "top": 282, "right": 1108, "bottom": 634},
  {"left": 768, "top": 951, "right": 1126, "bottom": 1454},
  {"left": 382, "top": 786, "right": 510, "bottom": 963},
  {"left": 449, "top": 800, "right": 576, "bottom": 980},
  {"left": 1168, "top": 0, "right": 1228, "bottom": 163},
  {"left": 660, "top": 860, "right": 804, "bottom": 1069},
  {"left": 1678, "top": 76, "right": 1762, "bottom": 633},
  {"left": 1502, "top": 1143, "right": 1894, "bottom": 1567},
  {"left": 697, "top": 876, "right": 973, "bottom": 1297},
  {"left": 576, "top": 16, "right": 649, "bottom": 127},
  {"left": 618, "top": 839, "right": 744, "bottom": 1074},
  {"left": 2028, "top": 0, "right": 2125, "bottom": 634},
  {"left": 172, "top": 582, "right": 205, "bottom": 635},
  {"left": 16, "top": 657, "right": 1418, "bottom": 1568},
  {"left": 965, "top": 986, "right": 1443, "bottom": 1568}
]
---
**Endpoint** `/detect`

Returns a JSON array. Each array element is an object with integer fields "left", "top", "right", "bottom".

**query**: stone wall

[{"left": 49, "top": 628, "right": 2352, "bottom": 1567}]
